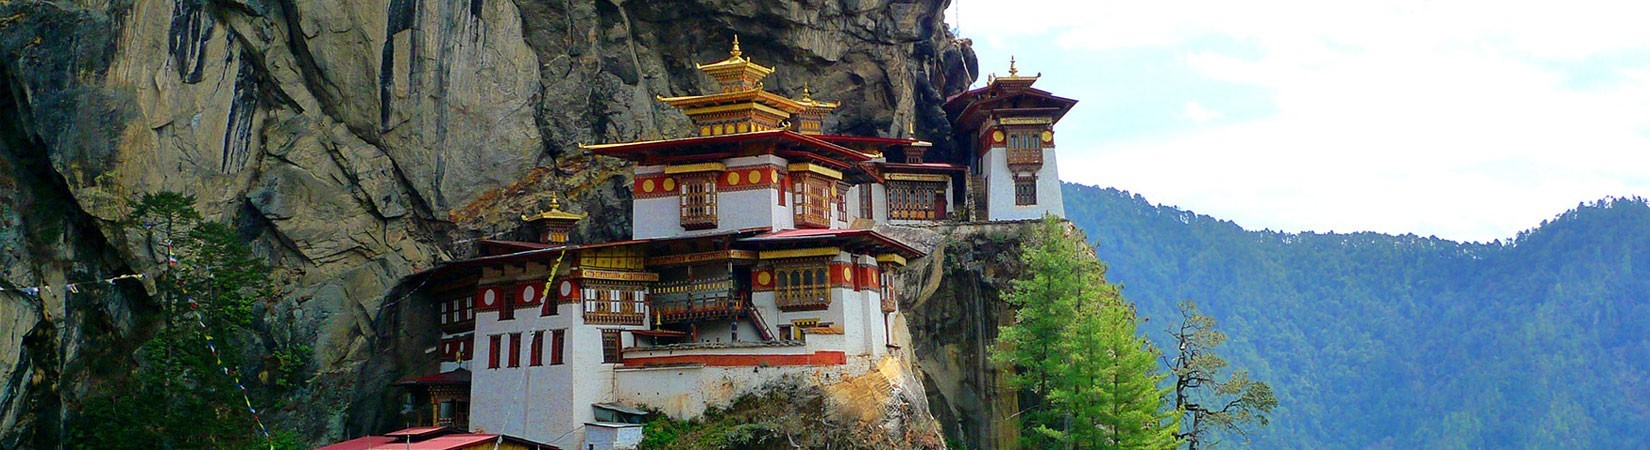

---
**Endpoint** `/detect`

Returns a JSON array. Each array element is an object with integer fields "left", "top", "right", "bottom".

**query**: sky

[{"left": 948, "top": 0, "right": 1650, "bottom": 242}]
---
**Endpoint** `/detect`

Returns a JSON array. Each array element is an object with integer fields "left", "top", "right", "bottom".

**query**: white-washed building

[{"left": 379, "top": 42, "right": 1076, "bottom": 450}]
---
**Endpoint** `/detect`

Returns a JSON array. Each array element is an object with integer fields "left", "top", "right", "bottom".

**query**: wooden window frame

[
  {"left": 889, "top": 181, "right": 943, "bottom": 220},
  {"left": 582, "top": 282, "right": 647, "bottom": 325},
  {"left": 551, "top": 329, "right": 566, "bottom": 365},
  {"left": 530, "top": 331, "right": 545, "bottom": 367},
  {"left": 498, "top": 287, "right": 516, "bottom": 321},
  {"left": 859, "top": 184, "right": 874, "bottom": 219},
  {"left": 793, "top": 174, "right": 832, "bottom": 228},
  {"left": 774, "top": 260, "right": 831, "bottom": 311},
  {"left": 678, "top": 172, "right": 719, "bottom": 230},
  {"left": 601, "top": 329, "right": 623, "bottom": 364},
  {"left": 507, "top": 333, "right": 522, "bottom": 368},
  {"left": 487, "top": 334, "right": 501, "bottom": 369},
  {"left": 1014, "top": 174, "right": 1038, "bottom": 206}
]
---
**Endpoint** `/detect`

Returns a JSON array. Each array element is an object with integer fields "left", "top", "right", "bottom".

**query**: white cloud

[
  {"left": 1180, "top": 102, "right": 1223, "bottom": 123},
  {"left": 958, "top": 0, "right": 1650, "bottom": 241}
]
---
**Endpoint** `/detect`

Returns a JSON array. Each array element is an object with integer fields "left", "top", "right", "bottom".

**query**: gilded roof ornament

[
  {"left": 730, "top": 35, "right": 742, "bottom": 58},
  {"left": 522, "top": 192, "right": 585, "bottom": 222},
  {"left": 1009, "top": 56, "right": 1018, "bottom": 77}
]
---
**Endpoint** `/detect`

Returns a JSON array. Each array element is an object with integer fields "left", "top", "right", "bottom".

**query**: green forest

[{"left": 1062, "top": 183, "right": 1650, "bottom": 448}]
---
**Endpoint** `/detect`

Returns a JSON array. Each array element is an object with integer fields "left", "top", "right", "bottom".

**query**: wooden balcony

[
  {"left": 680, "top": 211, "right": 718, "bottom": 230},
  {"left": 652, "top": 277, "right": 743, "bottom": 323},
  {"left": 1007, "top": 148, "right": 1042, "bottom": 167},
  {"left": 776, "top": 285, "right": 830, "bottom": 311}
]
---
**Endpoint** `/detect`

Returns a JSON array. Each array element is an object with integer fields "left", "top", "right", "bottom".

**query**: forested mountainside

[{"left": 1064, "top": 183, "right": 1650, "bottom": 448}]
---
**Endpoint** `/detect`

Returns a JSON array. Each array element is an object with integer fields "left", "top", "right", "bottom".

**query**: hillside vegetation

[{"left": 1063, "top": 183, "right": 1650, "bottom": 448}]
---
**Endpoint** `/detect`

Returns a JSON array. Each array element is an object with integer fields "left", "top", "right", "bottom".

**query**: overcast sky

[{"left": 949, "top": 0, "right": 1650, "bottom": 242}]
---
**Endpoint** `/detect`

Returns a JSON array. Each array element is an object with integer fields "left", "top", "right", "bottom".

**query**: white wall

[
  {"left": 632, "top": 156, "right": 796, "bottom": 239},
  {"left": 470, "top": 301, "right": 648, "bottom": 449},
  {"left": 982, "top": 146, "right": 1066, "bottom": 221}
]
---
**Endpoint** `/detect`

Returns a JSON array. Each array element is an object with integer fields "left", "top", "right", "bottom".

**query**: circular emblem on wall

[
  {"left": 727, "top": 172, "right": 740, "bottom": 185},
  {"left": 770, "top": 171, "right": 779, "bottom": 183},
  {"left": 663, "top": 177, "right": 676, "bottom": 191},
  {"left": 482, "top": 288, "right": 496, "bottom": 307},
  {"left": 757, "top": 271, "right": 772, "bottom": 286},
  {"left": 522, "top": 285, "right": 536, "bottom": 303},
  {"left": 560, "top": 280, "right": 573, "bottom": 297},
  {"left": 1041, "top": 130, "right": 1054, "bottom": 142},
  {"left": 642, "top": 179, "right": 655, "bottom": 193},
  {"left": 843, "top": 267, "right": 854, "bottom": 281},
  {"left": 991, "top": 130, "right": 1005, "bottom": 143},
  {"left": 747, "top": 170, "right": 760, "bottom": 184}
]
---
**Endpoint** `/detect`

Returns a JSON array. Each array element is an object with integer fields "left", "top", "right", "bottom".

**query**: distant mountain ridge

[{"left": 1062, "top": 182, "right": 1650, "bottom": 448}]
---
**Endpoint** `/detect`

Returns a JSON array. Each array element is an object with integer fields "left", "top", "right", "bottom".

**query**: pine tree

[
  {"left": 1167, "top": 300, "right": 1276, "bottom": 449},
  {"left": 67, "top": 192, "right": 302, "bottom": 449},
  {"left": 993, "top": 217, "right": 1180, "bottom": 449}
]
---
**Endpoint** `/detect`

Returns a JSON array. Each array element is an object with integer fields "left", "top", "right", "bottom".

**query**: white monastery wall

[{"left": 983, "top": 146, "right": 1066, "bottom": 221}]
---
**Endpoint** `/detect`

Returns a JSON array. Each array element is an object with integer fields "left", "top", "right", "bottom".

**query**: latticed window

[
  {"left": 1007, "top": 128, "right": 1043, "bottom": 166},
  {"left": 1015, "top": 175, "right": 1038, "bottom": 206},
  {"left": 775, "top": 262, "right": 830, "bottom": 311},
  {"left": 679, "top": 172, "right": 718, "bottom": 229},
  {"left": 582, "top": 282, "right": 647, "bottom": 325},
  {"left": 793, "top": 174, "right": 832, "bottom": 228},
  {"left": 889, "top": 181, "right": 943, "bottom": 220}
]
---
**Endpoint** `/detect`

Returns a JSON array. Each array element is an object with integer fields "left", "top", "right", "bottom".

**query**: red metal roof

[
  {"left": 316, "top": 436, "right": 396, "bottom": 450},
  {"left": 393, "top": 369, "right": 471, "bottom": 386},
  {"left": 477, "top": 239, "right": 552, "bottom": 252},
  {"left": 584, "top": 130, "right": 874, "bottom": 164},
  {"left": 877, "top": 162, "right": 966, "bottom": 172},
  {"left": 943, "top": 84, "right": 1078, "bottom": 130},
  {"left": 630, "top": 329, "right": 690, "bottom": 337},
  {"left": 815, "top": 135, "right": 919, "bottom": 146},
  {"left": 317, "top": 429, "right": 558, "bottom": 450},
  {"left": 741, "top": 228, "right": 923, "bottom": 258},
  {"left": 385, "top": 426, "right": 449, "bottom": 438},
  {"left": 378, "top": 434, "right": 500, "bottom": 450}
]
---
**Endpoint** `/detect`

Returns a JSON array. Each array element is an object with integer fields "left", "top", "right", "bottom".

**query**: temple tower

[{"left": 943, "top": 58, "right": 1077, "bottom": 221}]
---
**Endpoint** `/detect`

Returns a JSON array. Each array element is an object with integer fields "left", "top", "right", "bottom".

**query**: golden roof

[
  {"left": 987, "top": 55, "right": 1041, "bottom": 84},
  {"left": 695, "top": 36, "right": 775, "bottom": 87},
  {"left": 795, "top": 83, "right": 839, "bottom": 110},
  {"left": 521, "top": 194, "right": 584, "bottom": 222},
  {"left": 656, "top": 87, "right": 806, "bottom": 112}
]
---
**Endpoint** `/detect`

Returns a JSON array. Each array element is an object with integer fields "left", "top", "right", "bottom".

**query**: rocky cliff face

[
  {"left": 893, "top": 220, "right": 1082, "bottom": 450},
  {"left": 0, "top": 0, "right": 973, "bottom": 446}
]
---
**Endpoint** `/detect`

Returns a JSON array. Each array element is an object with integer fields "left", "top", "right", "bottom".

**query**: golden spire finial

[
  {"left": 1009, "top": 56, "right": 1018, "bottom": 77},
  {"left": 907, "top": 120, "right": 915, "bottom": 137},
  {"left": 549, "top": 192, "right": 562, "bottom": 211},
  {"left": 730, "top": 35, "right": 743, "bottom": 58},
  {"left": 801, "top": 82, "right": 813, "bottom": 102}
]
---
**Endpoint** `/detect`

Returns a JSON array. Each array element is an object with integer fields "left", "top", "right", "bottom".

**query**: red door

[{"left": 934, "top": 190, "right": 947, "bottom": 220}]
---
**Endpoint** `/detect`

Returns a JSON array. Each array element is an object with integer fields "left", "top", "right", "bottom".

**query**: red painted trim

[{"left": 621, "top": 351, "right": 847, "bottom": 368}]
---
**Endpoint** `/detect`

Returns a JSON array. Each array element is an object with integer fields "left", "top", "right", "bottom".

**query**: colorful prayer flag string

[
  {"left": 0, "top": 273, "right": 146, "bottom": 295},
  {"left": 185, "top": 293, "right": 275, "bottom": 449}
]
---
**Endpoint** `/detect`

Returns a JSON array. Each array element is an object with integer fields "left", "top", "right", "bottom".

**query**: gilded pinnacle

[{"left": 730, "top": 35, "right": 742, "bottom": 58}]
